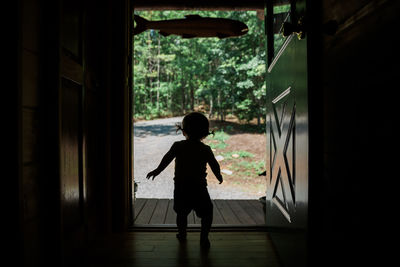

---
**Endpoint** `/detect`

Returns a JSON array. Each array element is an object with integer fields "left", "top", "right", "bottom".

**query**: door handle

[
  {"left": 282, "top": 18, "right": 338, "bottom": 39},
  {"left": 282, "top": 21, "right": 305, "bottom": 39},
  {"left": 282, "top": 17, "right": 306, "bottom": 39}
]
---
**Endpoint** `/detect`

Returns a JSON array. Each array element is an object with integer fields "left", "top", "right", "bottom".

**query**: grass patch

[
  {"left": 210, "top": 130, "right": 230, "bottom": 142},
  {"left": 206, "top": 130, "right": 230, "bottom": 151},
  {"left": 233, "top": 160, "right": 265, "bottom": 176},
  {"left": 209, "top": 142, "right": 227, "bottom": 150}
]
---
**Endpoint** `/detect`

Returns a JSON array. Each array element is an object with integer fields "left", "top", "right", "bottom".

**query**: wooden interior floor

[
  {"left": 133, "top": 198, "right": 265, "bottom": 226},
  {"left": 86, "top": 231, "right": 281, "bottom": 267}
]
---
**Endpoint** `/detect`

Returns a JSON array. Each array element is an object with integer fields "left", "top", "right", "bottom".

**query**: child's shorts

[{"left": 173, "top": 183, "right": 213, "bottom": 218}]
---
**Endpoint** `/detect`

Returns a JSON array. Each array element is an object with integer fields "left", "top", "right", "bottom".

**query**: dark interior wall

[
  {"left": 9, "top": 0, "right": 21, "bottom": 265},
  {"left": 15, "top": 0, "right": 131, "bottom": 265},
  {"left": 18, "top": 0, "right": 44, "bottom": 265},
  {"left": 311, "top": 0, "right": 398, "bottom": 265}
]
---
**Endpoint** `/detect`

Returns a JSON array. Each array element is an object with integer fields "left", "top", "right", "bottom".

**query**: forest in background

[{"left": 133, "top": 10, "right": 266, "bottom": 124}]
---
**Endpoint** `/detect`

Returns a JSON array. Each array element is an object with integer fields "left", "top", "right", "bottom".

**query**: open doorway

[{"left": 131, "top": 10, "right": 267, "bottom": 227}]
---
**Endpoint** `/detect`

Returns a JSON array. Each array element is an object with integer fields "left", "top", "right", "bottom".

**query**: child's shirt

[{"left": 159, "top": 139, "right": 222, "bottom": 187}]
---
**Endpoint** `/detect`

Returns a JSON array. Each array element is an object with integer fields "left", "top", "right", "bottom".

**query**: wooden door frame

[
  {"left": 129, "top": 0, "right": 135, "bottom": 226},
  {"left": 106, "top": 0, "right": 133, "bottom": 232}
]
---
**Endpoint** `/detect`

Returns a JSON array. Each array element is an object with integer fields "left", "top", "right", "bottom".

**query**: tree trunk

[
  {"left": 167, "top": 74, "right": 170, "bottom": 111},
  {"left": 147, "top": 31, "right": 153, "bottom": 106},
  {"left": 231, "top": 89, "right": 235, "bottom": 115},
  {"left": 209, "top": 97, "right": 214, "bottom": 119},
  {"left": 217, "top": 89, "right": 224, "bottom": 121},
  {"left": 190, "top": 85, "right": 194, "bottom": 111},
  {"left": 181, "top": 72, "right": 185, "bottom": 114},
  {"left": 156, "top": 34, "right": 160, "bottom": 112}
]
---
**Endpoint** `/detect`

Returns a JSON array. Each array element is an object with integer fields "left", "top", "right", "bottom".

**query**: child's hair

[{"left": 176, "top": 112, "right": 213, "bottom": 140}]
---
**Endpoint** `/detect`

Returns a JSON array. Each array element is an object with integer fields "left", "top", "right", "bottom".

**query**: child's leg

[
  {"left": 194, "top": 187, "right": 213, "bottom": 248},
  {"left": 176, "top": 212, "right": 188, "bottom": 239},
  {"left": 200, "top": 206, "right": 213, "bottom": 239},
  {"left": 173, "top": 183, "right": 190, "bottom": 240},
  {"left": 198, "top": 207, "right": 213, "bottom": 249}
]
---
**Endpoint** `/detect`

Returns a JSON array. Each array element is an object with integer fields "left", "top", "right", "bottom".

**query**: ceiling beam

[{"left": 133, "top": 0, "right": 265, "bottom": 11}]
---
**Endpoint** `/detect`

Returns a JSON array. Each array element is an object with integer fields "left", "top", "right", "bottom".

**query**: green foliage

[
  {"left": 232, "top": 151, "right": 255, "bottom": 158},
  {"left": 208, "top": 142, "right": 227, "bottom": 150},
  {"left": 209, "top": 130, "right": 230, "bottom": 142},
  {"left": 205, "top": 130, "right": 230, "bottom": 150},
  {"left": 133, "top": 10, "right": 266, "bottom": 124}
]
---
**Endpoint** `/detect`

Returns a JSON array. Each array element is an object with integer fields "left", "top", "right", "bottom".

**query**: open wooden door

[{"left": 265, "top": 0, "right": 308, "bottom": 265}]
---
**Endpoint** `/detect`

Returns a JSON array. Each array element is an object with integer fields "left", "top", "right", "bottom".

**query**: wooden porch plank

[
  {"left": 240, "top": 200, "right": 265, "bottom": 225},
  {"left": 212, "top": 199, "right": 226, "bottom": 224},
  {"left": 134, "top": 198, "right": 147, "bottom": 220},
  {"left": 134, "top": 198, "right": 265, "bottom": 226},
  {"left": 149, "top": 199, "right": 169, "bottom": 224},
  {"left": 193, "top": 210, "right": 200, "bottom": 224},
  {"left": 214, "top": 199, "right": 241, "bottom": 224},
  {"left": 227, "top": 200, "right": 257, "bottom": 224},
  {"left": 188, "top": 210, "right": 196, "bottom": 224},
  {"left": 134, "top": 198, "right": 157, "bottom": 224},
  {"left": 248, "top": 200, "right": 265, "bottom": 224},
  {"left": 164, "top": 199, "right": 176, "bottom": 224}
]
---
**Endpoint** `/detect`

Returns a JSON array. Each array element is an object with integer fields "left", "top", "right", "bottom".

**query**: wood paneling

[
  {"left": 314, "top": 1, "right": 400, "bottom": 265},
  {"left": 21, "top": 0, "right": 40, "bottom": 51},
  {"left": 21, "top": 50, "right": 39, "bottom": 107},
  {"left": 19, "top": 1, "right": 43, "bottom": 265},
  {"left": 22, "top": 164, "right": 39, "bottom": 221},
  {"left": 60, "top": 78, "right": 83, "bottom": 231},
  {"left": 61, "top": 54, "right": 83, "bottom": 84},
  {"left": 22, "top": 108, "right": 39, "bottom": 164}
]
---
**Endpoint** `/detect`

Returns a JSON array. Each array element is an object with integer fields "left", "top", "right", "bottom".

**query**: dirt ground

[{"left": 205, "top": 118, "right": 267, "bottom": 197}]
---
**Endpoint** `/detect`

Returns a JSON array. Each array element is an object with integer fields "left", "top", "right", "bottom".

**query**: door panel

[
  {"left": 265, "top": 0, "right": 308, "bottom": 265},
  {"left": 266, "top": 35, "right": 308, "bottom": 228}
]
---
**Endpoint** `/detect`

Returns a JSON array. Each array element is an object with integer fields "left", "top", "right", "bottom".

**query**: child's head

[{"left": 176, "top": 112, "right": 211, "bottom": 140}]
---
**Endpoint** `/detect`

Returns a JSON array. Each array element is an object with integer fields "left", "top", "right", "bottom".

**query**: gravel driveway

[
  {"left": 134, "top": 117, "right": 184, "bottom": 199},
  {"left": 134, "top": 117, "right": 257, "bottom": 199}
]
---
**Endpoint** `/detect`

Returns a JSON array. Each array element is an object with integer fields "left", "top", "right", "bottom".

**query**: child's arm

[
  {"left": 207, "top": 148, "right": 223, "bottom": 184},
  {"left": 146, "top": 143, "right": 177, "bottom": 180}
]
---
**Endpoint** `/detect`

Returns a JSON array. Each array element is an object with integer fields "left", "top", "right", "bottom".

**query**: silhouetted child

[{"left": 146, "top": 112, "right": 223, "bottom": 249}]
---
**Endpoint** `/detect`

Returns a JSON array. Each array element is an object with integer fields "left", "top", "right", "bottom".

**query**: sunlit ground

[{"left": 133, "top": 115, "right": 266, "bottom": 200}]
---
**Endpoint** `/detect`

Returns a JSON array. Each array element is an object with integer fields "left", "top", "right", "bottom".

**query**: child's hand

[{"left": 146, "top": 169, "right": 160, "bottom": 181}]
